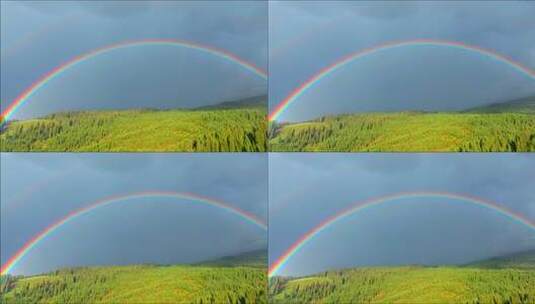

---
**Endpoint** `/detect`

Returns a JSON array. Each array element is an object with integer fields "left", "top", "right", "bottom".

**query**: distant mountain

[
  {"left": 197, "top": 249, "right": 267, "bottom": 268},
  {"left": 465, "top": 95, "right": 535, "bottom": 114},
  {"left": 465, "top": 249, "right": 535, "bottom": 269},
  {"left": 195, "top": 95, "right": 267, "bottom": 110}
]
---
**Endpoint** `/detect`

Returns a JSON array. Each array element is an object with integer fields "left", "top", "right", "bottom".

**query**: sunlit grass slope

[
  {"left": 0, "top": 96, "right": 267, "bottom": 152},
  {"left": 0, "top": 250, "right": 267, "bottom": 304},
  {"left": 269, "top": 96, "right": 535, "bottom": 152},
  {"left": 269, "top": 251, "right": 535, "bottom": 304},
  {"left": 270, "top": 112, "right": 535, "bottom": 152}
]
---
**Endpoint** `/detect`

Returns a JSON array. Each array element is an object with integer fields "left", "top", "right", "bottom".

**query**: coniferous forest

[
  {"left": 0, "top": 251, "right": 267, "bottom": 304},
  {"left": 270, "top": 112, "right": 535, "bottom": 152},
  {"left": 0, "top": 97, "right": 267, "bottom": 152},
  {"left": 269, "top": 96, "right": 535, "bottom": 152},
  {"left": 269, "top": 251, "right": 535, "bottom": 304}
]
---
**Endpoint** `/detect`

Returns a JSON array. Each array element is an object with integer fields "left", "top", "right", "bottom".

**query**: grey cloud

[
  {"left": 74, "top": 1, "right": 154, "bottom": 19},
  {"left": 20, "top": 1, "right": 78, "bottom": 15},
  {"left": 21, "top": 1, "right": 154, "bottom": 18},
  {"left": 352, "top": 2, "right": 420, "bottom": 19}
]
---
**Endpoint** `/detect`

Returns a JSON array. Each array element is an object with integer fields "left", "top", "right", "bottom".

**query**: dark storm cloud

[
  {"left": 1, "top": 1, "right": 267, "bottom": 119},
  {"left": 19, "top": 1, "right": 79, "bottom": 15},
  {"left": 288, "top": 1, "right": 420, "bottom": 19},
  {"left": 269, "top": 154, "right": 535, "bottom": 276},
  {"left": 269, "top": 1, "right": 535, "bottom": 122},
  {"left": 20, "top": 1, "right": 153, "bottom": 17},
  {"left": 353, "top": 3, "right": 419, "bottom": 19},
  {"left": 2, "top": 153, "right": 158, "bottom": 173},
  {"left": 74, "top": 1, "right": 154, "bottom": 18},
  {"left": 1, "top": 154, "right": 267, "bottom": 275}
]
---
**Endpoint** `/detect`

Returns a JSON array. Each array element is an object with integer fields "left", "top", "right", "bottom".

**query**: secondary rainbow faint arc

[
  {"left": 0, "top": 39, "right": 267, "bottom": 122},
  {"left": 1, "top": 12, "right": 82, "bottom": 59},
  {"left": 0, "top": 191, "right": 267, "bottom": 275},
  {"left": 1, "top": 168, "right": 77, "bottom": 213},
  {"left": 268, "top": 39, "right": 535, "bottom": 121},
  {"left": 268, "top": 191, "right": 535, "bottom": 277}
]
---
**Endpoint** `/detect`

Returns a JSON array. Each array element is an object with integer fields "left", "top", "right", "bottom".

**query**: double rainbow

[
  {"left": 268, "top": 191, "right": 535, "bottom": 277},
  {"left": 269, "top": 39, "right": 535, "bottom": 121},
  {"left": 1, "top": 191, "right": 266, "bottom": 275}
]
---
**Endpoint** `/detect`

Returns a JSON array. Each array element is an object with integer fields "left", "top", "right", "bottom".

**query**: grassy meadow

[
  {"left": 0, "top": 96, "right": 267, "bottom": 152},
  {"left": 0, "top": 250, "right": 267, "bottom": 304},
  {"left": 269, "top": 251, "right": 535, "bottom": 304},
  {"left": 269, "top": 96, "right": 535, "bottom": 152}
]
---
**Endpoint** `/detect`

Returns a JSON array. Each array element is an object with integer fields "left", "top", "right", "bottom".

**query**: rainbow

[
  {"left": 268, "top": 191, "right": 535, "bottom": 277},
  {"left": 268, "top": 39, "right": 535, "bottom": 121},
  {"left": 1, "top": 39, "right": 267, "bottom": 122},
  {"left": 1, "top": 191, "right": 267, "bottom": 275}
]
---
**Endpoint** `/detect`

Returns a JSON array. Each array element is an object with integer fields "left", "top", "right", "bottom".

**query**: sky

[
  {"left": 269, "top": 153, "right": 535, "bottom": 277},
  {"left": 269, "top": 1, "right": 535, "bottom": 122},
  {"left": 0, "top": 153, "right": 267, "bottom": 276},
  {"left": 1, "top": 1, "right": 267, "bottom": 119}
]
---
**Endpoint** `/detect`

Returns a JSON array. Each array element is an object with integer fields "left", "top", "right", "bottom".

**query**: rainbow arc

[
  {"left": 1, "top": 39, "right": 267, "bottom": 122},
  {"left": 269, "top": 39, "right": 535, "bottom": 121},
  {"left": 268, "top": 191, "right": 535, "bottom": 277},
  {"left": 1, "top": 191, "right": 266, "bottom": 275}
]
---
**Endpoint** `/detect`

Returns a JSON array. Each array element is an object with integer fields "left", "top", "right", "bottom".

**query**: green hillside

[
  {"left": 196, "top": 95, "right": 267, "bottom": 110},
  {"left": 465, "top": 96, "right": 535, "bottom": 114},
  {"left": 465, "top": 250, "right": 535, "bottom": 270},
  {"left": 0, "top": 251, "right": 268, "bottom": 304},
  {"left": 0, "top": 96, "right": 267, "bottom": 152},
  {"left": 198, "top": 249, "right": 268, "bottom": 268},
  {"left": 269, "top": 112, "right": 535, "bottom": 152},
  {"left": 269, "top": 252, "right": 535, "bottom": 304}
]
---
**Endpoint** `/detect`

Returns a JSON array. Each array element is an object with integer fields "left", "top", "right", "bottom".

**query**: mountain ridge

[
  {"left": 464, "top": 95, "right": 535, "bottom": 114},
  {"left": 196, "top": 249, "right": 267, "bottom": 268}
]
